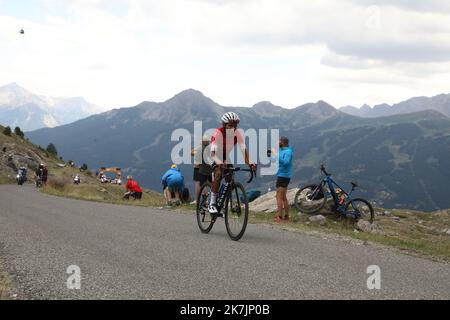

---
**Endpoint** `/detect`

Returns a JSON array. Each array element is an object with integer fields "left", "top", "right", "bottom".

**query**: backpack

[
  {"left": 182, "top": 187, "right": 191, "bottom": 203},
  {"left": 245, "top": 189, "right": 261, "bottom": 203}
]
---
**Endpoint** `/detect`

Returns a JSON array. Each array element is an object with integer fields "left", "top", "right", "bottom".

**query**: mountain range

[
  {"left": 0, "top": 83, "right": 101, "bottom": 131},
  {"left": 25, "top": 89, "right": 450, "bottom": 212},
  {"left": 340, "top": 94, "right": 450, "bottom": 118}
]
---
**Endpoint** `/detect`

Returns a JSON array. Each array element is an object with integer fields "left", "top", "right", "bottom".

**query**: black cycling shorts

[
  {"left": 198, "top": 173, "right": 212, "bottom": 186},
  {"left": 193, "top": 167, "right": 201, "bottom": 182},
  {"left": 276, "top": 177, "right": 290, "bottom": 188}
]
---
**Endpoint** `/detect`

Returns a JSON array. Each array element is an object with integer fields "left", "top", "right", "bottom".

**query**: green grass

[
  {"left": 247, "top": 207, "right": 450, "bottom": 261},
  {"left": 0, "top": 176, "right": 14, "bottom": 185}
]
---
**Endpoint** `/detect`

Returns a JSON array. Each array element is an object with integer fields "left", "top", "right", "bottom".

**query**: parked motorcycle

[{"left": 16, "top": 167, "right": 27, "bottom": 185}]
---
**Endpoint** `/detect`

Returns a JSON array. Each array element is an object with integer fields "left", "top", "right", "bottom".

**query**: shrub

[
  {"left": 47, "top": 177, "right": 66, "bottom": 192},
  {"left": 14, "top": 127, "right": 24, "bottom": 138},
  {"left": 46, "top": 143, "right": 58, "bottom": 156},
  {"left": 2, "top": 126, "right": 12, "bottom": 136}
]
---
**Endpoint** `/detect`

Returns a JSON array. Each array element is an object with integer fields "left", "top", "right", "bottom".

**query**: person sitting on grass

[
  {"left": 161, "top": 164, "right": 184, "bottom": 207},
  {"left": 123, "top": 175, "right": 143, "bottom": 200}
]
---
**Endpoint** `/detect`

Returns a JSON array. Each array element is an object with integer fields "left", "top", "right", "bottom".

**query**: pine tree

[
  {"left": 2, "top": 126, "right": 12, "bottom": 136},
  {"left": 14, "top": 126, "right": 25, "bottom": 138},
  {"left": 46, "top": 143, "right": 58, "bottom": 156}
]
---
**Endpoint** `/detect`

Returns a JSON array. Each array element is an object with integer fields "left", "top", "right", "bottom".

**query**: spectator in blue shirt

[
  {"left": 162, "top": 164, "right": 185, "bottom": 206},
  {"left": 271, "top": 136, "right": 293, "bottom": 222}
]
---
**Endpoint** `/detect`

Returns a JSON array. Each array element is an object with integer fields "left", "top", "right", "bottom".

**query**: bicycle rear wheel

[
  {"left": 196, "top": 182, "right": 215, "bottom": 233},
  {"left": 344, "top": 198, "right": 374, "bottom": 223},
  {"left": 224, "top": 182, "right": 249, "bottom": 241},
  {"left": 294, "top": 184, "right": 326, "bottom": 214}
]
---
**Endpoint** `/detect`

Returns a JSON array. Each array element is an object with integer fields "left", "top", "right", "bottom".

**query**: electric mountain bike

[
  {"left": 196, "top": 166, "right": 255, "bottom": 241},
  {"left": 294, "top": 165, "right": 374, "bottom": 223}
]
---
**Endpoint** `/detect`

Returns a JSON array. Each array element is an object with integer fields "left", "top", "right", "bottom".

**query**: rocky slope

[{"left": 0, "top": 124, "right": 61, "bottom": 183}]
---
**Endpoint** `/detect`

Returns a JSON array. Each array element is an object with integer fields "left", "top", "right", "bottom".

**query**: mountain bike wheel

[
  {"left": 196, "top": 182, "right": 215, "bottom": 233},
  {"left": 344, "top": 198, "right": 374, "bottom": 223},
  {"left": 294, "top": 184, "right": 326, "bottom": 214},
  {"left": 224, "top": 182, "right": 249, "bottom": 241}
]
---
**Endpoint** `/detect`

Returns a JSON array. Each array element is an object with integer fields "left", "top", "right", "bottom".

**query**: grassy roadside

[
  {"left": 248, "top": 209, "right": 450, "bottom": 262},
  {"left": 41, "top": 166, "right": 166, "bottom": 207},
  {"left": 0, "top": 176, "right": 14, "bottom": 185},
  {"left": 42, "top": 183, "right": 166, "bottom": 207}
]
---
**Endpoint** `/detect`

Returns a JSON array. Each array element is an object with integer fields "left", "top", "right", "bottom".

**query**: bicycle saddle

[{"left": 351, "top": 181, "right": 359, "bottom": 188}]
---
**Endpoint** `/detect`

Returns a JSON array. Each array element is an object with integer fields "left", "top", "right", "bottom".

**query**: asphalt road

[{"left": 0, "top": 185, "right": 449, "bottom": 299}]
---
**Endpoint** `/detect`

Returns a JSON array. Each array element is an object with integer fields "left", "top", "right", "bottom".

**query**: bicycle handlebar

[
  {"left": 231, "top": 167, "right": 256, "bottom": 184},
  {"left": 320, "top": 164, "right": 331, "bottom": 176}
]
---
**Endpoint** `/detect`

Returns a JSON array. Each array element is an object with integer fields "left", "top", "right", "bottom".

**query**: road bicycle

[
  {"left": 294, "top": 165, "right": 374, "bottom": 223},
  {"left": 196, "top": 166, "right": 255, "bottom": 241}
]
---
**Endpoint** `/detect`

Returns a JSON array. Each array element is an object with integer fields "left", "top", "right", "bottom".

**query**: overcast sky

[{"left": 1, "top": 0, "right": 450, "bottom": 110}]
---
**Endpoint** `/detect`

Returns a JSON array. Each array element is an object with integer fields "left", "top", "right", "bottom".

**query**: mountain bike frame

[{"left": 315, "top": 165, "right": 358, "bottom": 217}]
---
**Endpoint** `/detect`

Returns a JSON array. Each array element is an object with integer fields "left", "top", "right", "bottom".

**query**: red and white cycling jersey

[{"left": 210, "top": 127, "right": 245, "bottom": 163}]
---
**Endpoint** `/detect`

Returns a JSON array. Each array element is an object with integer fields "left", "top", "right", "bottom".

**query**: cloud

[
  {"left": 347, "top": 0, "right": 450, "bottom": 13},
  {"left": 109, "top": 0, "right": 450, "bottom": 64},
  {"left": 1, "top": 0, "right": 450, "bottom": 110}
]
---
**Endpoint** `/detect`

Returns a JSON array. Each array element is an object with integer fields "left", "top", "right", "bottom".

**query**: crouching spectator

[
  {"left": 162, "top": 164, "right": 184, "bottom": 206},
  {"left": 123, "top": 175, "right": 143, "bottom": 200}
]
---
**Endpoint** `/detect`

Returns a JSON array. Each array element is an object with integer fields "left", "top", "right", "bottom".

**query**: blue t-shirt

[
  {"left": 162, "top": 168, "right": 184, "bottom": 187},
  {"left": 276, "top": 147, "right": 293, "bottom": 178}
]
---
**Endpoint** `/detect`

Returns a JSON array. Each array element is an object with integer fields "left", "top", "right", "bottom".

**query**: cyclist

[
  {"left": 42, "top": 165, "right": 48, "bottom": 186},
  {"left": 35, "top": 163, "right": 44, "bottom": 185},
  {"left": 208, "top": 112, "right": 257, "bottom": 214}
]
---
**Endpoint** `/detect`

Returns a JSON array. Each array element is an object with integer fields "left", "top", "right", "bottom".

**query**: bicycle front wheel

[
  {"left": 294, "top": 184, "right": 326, "bottom": 214},
  {"left": 196, "top": 182, "right": 215, "bottom": 233},
  {"left": 344, "top": 198, "right": 374, "bottom": 223},
  {"left": 224, "top": 182, "right": 249, "bottom": 241}
]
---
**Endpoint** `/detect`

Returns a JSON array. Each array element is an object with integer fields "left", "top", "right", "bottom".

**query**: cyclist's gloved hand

[{"left": 249, "top": 163, "right": 257, "bottom": 172}]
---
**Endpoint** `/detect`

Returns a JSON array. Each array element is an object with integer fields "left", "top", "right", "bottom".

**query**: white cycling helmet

[{"left": 221, "top": 111, "right": 240, "bottom": 124}]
